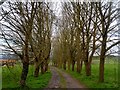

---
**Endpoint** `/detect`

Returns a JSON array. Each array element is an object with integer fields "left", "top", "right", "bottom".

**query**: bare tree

[
  {"left": 96, "top": 1, "right": 120, "bottom": 82},
  {"left": 1, "top": 2, "right": 37, "bottom": 86}
]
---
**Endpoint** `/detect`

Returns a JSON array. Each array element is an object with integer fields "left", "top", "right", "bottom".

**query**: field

[
  {"left": 1, "top": 57, "right": 119, "bottom": 89},
  {"left": 0, "top": 66, "right": 2, "bottom": 90},
  {"left": 65, "top": 57, "right": 119, "bottom": 88},
  {"left": 2, "top": 64, "right": 51, "bottom": 89}
]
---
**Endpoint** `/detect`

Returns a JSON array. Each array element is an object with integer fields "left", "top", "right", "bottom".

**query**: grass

[
  {"left": 2, "top": 64, "right": 52, "bottom": 89},
  {"left": 0, "top": 66, "right": 2, "bottom": 90},
  {"left": 65, "top": 58, "right": 119, "bottom": 88}
]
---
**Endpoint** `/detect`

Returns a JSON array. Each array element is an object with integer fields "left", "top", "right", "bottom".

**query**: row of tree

[
  {"left": 52, "top": 1, "right": 120, "bottom": 82},
  {"left": 0, "top": 2, "right": 55, "bottom": 86},
  {"left": 0, "top": 1, "right": 120, "bottom": 86}
]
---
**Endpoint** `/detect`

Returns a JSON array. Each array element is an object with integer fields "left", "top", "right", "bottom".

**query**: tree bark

[
  {"left": 77, "top": 60, "right": 83, "bottom": 73},
  {"left": 34, "top": 66, "right": 40, "bottom": 77},
  {"left": 99, "top": 40, "right": 106, "bottom": 82},
  {"left": 41, "top": 62, "right": 44, "bottom": 74},
  {"left": 77, "top": 59, "right": 80, "bottom": 73},
  {"left": 68, "top": 61, "right": 70, "bottom": 70},
  {"left": 84, "top": 48, "right": 91, "bottom": 76},
  {"left": 34, "top": 64, "right": 40, "bottom": 77},
  {"left": 34, "top": 58, "right": 40, "bottom": 77},
  {"left": 20, "top": 35, "right": 29, "bottom": 86},
  {"left": 85, "top": 62, "right": 91, "bottom": 76},
  {"left": 63, "top": 61, "right": 66, "bottom": 70},
  {"left": 80, "top": 61, "right": 83, "bottom": 72},
  {"left": 99, "top": 56, "right": 105, "bottom": 82},
  {"left": 72, "top": 60, "right": 75, "bottom": 71},
  {"left": 45, "top": 61, "right": 48, "bottom": 72},
  {"left": 20, "top": 62, "right": 29, "bottom": 86}
]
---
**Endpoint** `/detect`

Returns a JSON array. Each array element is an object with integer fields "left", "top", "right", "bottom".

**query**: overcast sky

[{"left": 0, "top": 0, "right": 120, "bottom": 56}]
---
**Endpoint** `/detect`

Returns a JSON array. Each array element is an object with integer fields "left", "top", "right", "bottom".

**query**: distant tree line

[{"left": 0, "top": 54, "right": 18, "bottom": 60}]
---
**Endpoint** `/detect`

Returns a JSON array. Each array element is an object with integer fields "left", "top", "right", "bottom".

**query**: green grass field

[
  {"left": 2, "top": 65, "right": 51, "bottom": 89},
  {"left": 1, "top": 57, "right": 119, "bottom": 89},
  {"left": 66, "top": 58, "right": 119, "bottom": 88},
  {"left": 0, "top": 66, "right": 2, "bottom": 90}
]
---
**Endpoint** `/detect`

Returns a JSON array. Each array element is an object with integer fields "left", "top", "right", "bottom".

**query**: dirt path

[
  {"left": 47, "top": 66, "right": 88, "bottom": 89},
  {"left": 47, "top": 67, "right": 61, "bottom": 88}
]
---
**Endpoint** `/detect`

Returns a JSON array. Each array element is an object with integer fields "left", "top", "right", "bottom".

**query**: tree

[
  {"left": 0, "top": 3, "right": 55, "bottom": 86},
  {"left": 2, "top": 2, "right": 36, "bottom": 86},
  {"left": 96, "top": 2, "right": 120, "bottom": 82}
]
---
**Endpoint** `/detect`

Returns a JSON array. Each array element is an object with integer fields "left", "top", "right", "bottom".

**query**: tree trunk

[
  {"left": 99, "top": 34, "right": 107, "bottom": 82},
  {"left": 34, "top": 66, "right": 40, "bottom": 77},
  {"left": 99, "top": 43, "right": 106, "bottom": 82},
  {"left": 68, "top": 61, "right": 70, "bottom": 70},
  {"left": 80, "top": 61, "right": 83, "bottom": 72},
  {"left": 77, "top": 59, "right": 80, "bottom": 73},
  {"left": 72, "top": 60, "right": 75, "bottom": 71},
  {"left": 99, "top": 57, "right": 105, "bottom": 82},
  {"left": 34, "top": 64, "right": 40, "bottom": 77},
  {"left": 20, "top": 62, "right": 29, "bottom": 86},
  {"left": 58, "top": 61, "right": 62, "bottom": 68},
  {"left": 45, "top": 62, "right": 48, "bottom": 72},
  {"left": 41, "top": 62, "right": 44, "bottom": 74},
  {"left": 77, "top": 61, "right": 83, "bottom": 73},
  {"left": 84, "top": 50, "right": 91, "bottom": 76},
  {"left": 20, "top": 36, "right": 29, "bottom": 86},
  {"left": 63, "top": 61, "right": 66, "bottom": 70},
  {"left": 84, "top": 62, "right": 91, "bottom": 76},
  {"left": 34, "top": 58, "right": 40, "bottom": 77},
  {"left": 99, "top": 45, "right": 106, "bottom": 82}
]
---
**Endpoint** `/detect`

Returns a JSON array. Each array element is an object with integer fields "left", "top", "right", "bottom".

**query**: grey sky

[{"left": 0, "top": 0, "right": 120, "bottom": 56}]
